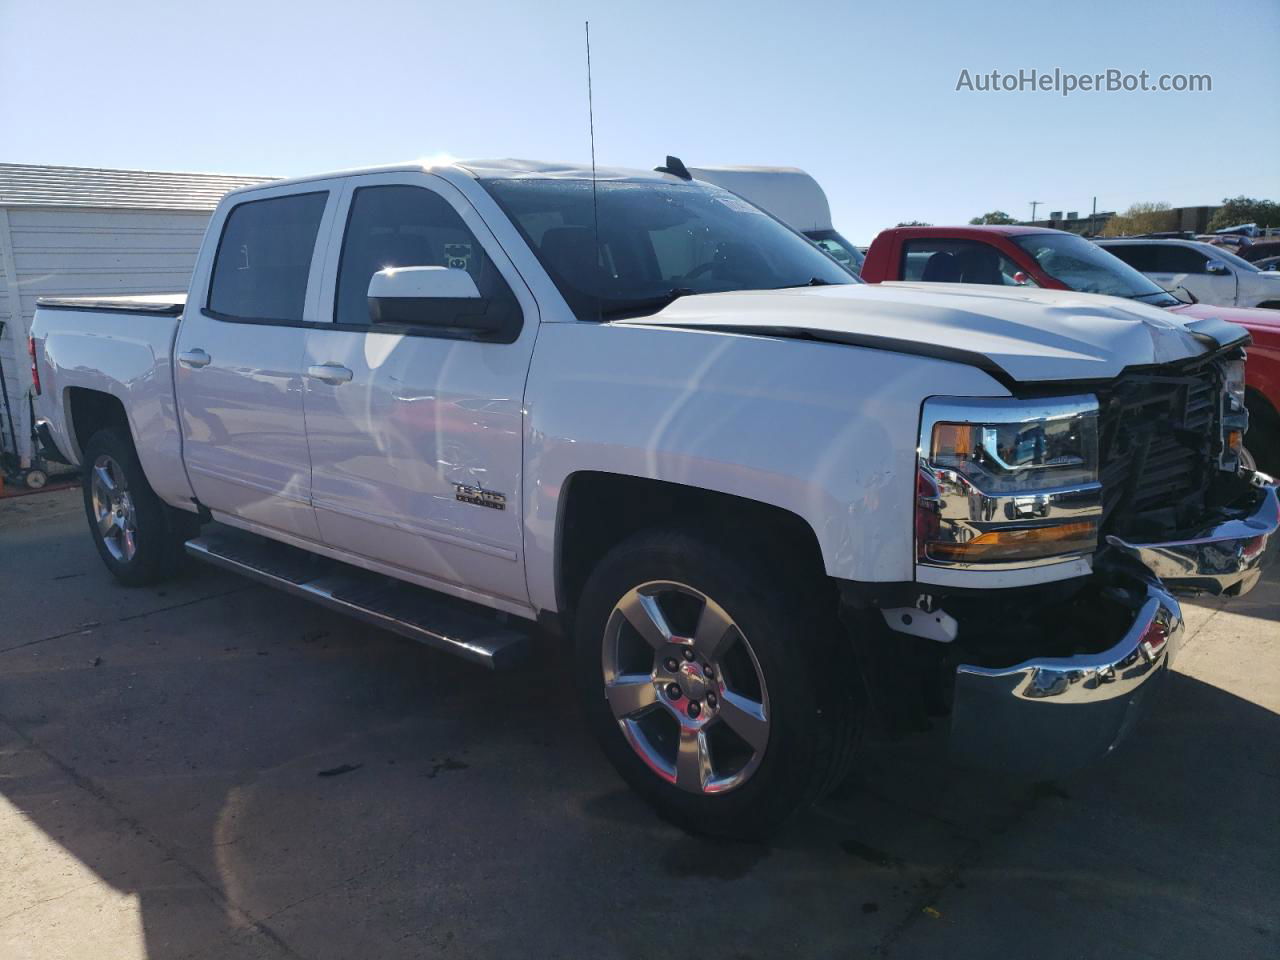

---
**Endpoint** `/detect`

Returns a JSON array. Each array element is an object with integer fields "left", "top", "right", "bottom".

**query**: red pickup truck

[{"left": 861, "top": 225, "right": 1280, "bottom": 471}]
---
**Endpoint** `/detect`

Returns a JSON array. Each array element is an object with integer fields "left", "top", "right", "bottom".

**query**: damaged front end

[
  {"left": 860, "top": 339, "right": 1278, "bottom": 777},
  {"left": 948, "top": 574, "right": 1182, "bottom": 777},
  {"left": 1106, "top": 474, "right": 1278, "bottom": 597},
  {"left": 1092, "top": 346, "right": 1277, "bottom": 596}
]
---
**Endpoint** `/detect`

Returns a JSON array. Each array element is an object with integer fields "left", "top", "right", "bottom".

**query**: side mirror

[
  {"left": 1204, "top": 259, "right": 1231, "bottom": 276},
  {"left": 367, "top": 266, "right": 490, "bottom": 329}
]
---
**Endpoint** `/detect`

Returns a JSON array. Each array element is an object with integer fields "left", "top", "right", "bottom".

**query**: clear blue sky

[{"left": 2, "top": 0, "right": 1277, "bottom": 242}]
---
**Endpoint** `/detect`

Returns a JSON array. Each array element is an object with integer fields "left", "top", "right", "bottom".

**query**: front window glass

[
  {"left": 1110, "top": 243, "right": 1211, "bottom": 274},
  {"left": 1102, "top": 244, "right": 1162, "bottom": 272},
  {"left": 1013, "top": 233, "right": 1178, "bottom": 304},
  {"left": 334, "top": 184, "right": 519, "bottom": 331},
  {"left": 480, "top": 179, "right": 856, "bottom": 320}
]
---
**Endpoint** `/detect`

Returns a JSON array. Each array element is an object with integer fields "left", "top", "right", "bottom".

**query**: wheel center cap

[{"left": 677, "top": 661, "right": 708, "bottom": 700}]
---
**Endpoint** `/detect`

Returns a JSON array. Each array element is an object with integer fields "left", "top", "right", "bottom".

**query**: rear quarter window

[{"left": 208, "top": 192, "right": 328, "bottom": 322}]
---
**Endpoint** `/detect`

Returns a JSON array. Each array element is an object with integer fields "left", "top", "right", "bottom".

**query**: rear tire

[
  {"left": 574, "top": 525, "right": 861, "bottom": 839},
  {"left": 81, "top": 428, "right": 199, "bottom": 586}
]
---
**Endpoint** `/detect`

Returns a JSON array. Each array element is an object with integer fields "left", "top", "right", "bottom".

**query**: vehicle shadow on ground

[{"left": 1, "top": 516, "right": 1277, "bottom": 958}]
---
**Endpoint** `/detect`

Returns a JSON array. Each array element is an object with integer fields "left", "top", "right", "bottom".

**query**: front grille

[{"left": 1098, "top": 356, "right": 1222, "bottom": 539}]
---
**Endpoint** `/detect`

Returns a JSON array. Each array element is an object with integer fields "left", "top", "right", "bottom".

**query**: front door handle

[
  {"left": 178, "top": 348, "right": 211, "bottom": 369},
  {"left": 306, "top": 363, "right": 354, "bottom": 385}
]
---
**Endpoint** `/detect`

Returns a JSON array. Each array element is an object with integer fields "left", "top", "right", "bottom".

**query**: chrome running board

[{"left": 185, "top": 526, "right": 532, "bottom": 670}]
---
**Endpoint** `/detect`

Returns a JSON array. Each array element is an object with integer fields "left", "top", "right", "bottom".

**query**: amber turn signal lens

[
  {"left": 1227, "top": 429, "right": 1243, "bottom": 452},
  {"left": 927, "top": 520, "right": 1098, "bottom": 563},
  {"left": 931, "top": 423, "right": 975, "bottom": 458}
]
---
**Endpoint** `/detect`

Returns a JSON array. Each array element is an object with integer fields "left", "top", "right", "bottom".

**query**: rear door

[
  {"left": 175, "top": 184, "right": 339, "bottom": 541},
  {"left": 300, "top": 172, "right": 539, "bottom": 608}
]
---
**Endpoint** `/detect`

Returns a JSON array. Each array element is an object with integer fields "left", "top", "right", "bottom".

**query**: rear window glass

[{"left": 208, "top": 192, "right": 327, "bottom": 322}]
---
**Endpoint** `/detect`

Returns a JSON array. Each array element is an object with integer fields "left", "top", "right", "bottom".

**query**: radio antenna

[{"left": 585, "top": 20, "right": 602, "bottom": 322}]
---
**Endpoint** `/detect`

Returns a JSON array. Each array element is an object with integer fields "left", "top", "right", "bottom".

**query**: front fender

[{"left": 520, "top": 321, "right": 1008, "bottom": 613}]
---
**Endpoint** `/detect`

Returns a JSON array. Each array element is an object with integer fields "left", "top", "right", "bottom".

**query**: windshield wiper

[
  {"left": 1127, "top": 290, "right": 1178, "bottom": 303},
  {"left": 773, "top": 277, "right": 836, "bottom": 290},
  {"left": 599, "top": 288, "right": 697, "bottom": 321}
]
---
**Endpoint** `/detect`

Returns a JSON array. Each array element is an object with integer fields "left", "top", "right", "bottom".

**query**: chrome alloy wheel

[
  {"left": 90, "top": 454, "right": 138, "bottom": 563},
  {"left": 602, "top": 581, "right": 771, "bottom": 795}
]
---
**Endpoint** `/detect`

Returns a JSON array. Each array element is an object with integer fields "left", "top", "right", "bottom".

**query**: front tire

[
  {"left": 574, "top": 526, "right": 860, "bottom": 839},
  {"left": 81, "top": 428, "right": 199, "bottom": 586}
]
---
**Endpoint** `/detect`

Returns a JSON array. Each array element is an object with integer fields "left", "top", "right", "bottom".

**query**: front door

[
  {"left": 176, "top": 186, "right": 338, "bottom": 541},
  {"left": 301, "top": 174, "right": 538, "bottom": 608}
]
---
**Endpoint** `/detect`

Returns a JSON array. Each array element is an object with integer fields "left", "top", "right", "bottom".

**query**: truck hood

[{"left": 619, "top": 282, "right": 1248, "bottom": 385}]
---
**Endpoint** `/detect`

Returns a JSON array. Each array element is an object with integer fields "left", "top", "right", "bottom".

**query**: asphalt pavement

[{"left": 1, "top": 489, "right": 1276, "bottom": 959}]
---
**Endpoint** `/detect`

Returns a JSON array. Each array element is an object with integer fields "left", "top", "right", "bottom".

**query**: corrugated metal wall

[{"left": 0, "top": 207, "right": 212, "bottom": 462}]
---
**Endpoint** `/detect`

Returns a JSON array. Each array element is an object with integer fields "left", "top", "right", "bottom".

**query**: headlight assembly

[
  {"left": 918, "top": 396, "right": 1102, "bottom": 568},
  {"left": 1220, "top": 355, "right": 1248, "bottom": 471}
]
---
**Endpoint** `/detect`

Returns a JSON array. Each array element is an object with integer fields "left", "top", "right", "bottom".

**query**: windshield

[
  {"left": 806, "top": 229, "right": 865, "bottom": 275},
  {"left": 1012, "top": 233, "right": 1178, "bottom": 305},
  {"left": 481, "top": 178, "right": 857, "bottom": 320}
]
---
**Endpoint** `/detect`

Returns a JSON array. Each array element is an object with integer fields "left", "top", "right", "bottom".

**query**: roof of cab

[
  {"left": 455, "top": 158, "right": 687, "bottom": 182},
  {"left": 884, "top": 224, "right": 1059, "bottom": 237},
  {"left": 222, "top": 157, "right": 691, "bottom": 201}
]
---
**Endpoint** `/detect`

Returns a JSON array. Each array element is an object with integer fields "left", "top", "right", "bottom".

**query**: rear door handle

[
  {"left": 178, "top": 348, "right": 211, "bottom": 368},
  {"left": 306, "top": 363, "right": 354, "bottom": 385}
]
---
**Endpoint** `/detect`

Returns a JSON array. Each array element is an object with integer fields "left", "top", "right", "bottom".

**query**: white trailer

[{"left": 687, "top": 165, "right": 864, "bottom": 272}]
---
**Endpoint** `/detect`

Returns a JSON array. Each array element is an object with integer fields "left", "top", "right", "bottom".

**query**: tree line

[{"left": 895, "top": 198, "right": 1277, "bottom": 234}]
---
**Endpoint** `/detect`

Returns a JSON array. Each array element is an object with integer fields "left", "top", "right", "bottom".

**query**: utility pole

[
  {"left": 1089, "top": 196, "right": 1097, "bottom": 236},
  {"left": 1030, "top": 201, "right": 1041, "bottom": 224}
]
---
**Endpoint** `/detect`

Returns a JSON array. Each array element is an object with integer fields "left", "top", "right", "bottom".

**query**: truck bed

[{"left": 30, "top": 295, "right": 195, "bottom": 510}]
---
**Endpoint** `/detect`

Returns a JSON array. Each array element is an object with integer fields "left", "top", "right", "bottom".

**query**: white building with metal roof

[{"left": 0, "top": 162, "right": 271, "bottom": 466}]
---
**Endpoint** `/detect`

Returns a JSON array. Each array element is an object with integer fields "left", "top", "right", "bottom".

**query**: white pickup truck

[
  {"left": 1097, "top": 238, "right": 1280, "bottom": 311},
  {"left": 29, "top": 158, "right": 1279, "bottom": 837}
]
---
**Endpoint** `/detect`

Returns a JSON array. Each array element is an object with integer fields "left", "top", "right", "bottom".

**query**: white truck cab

[
  {"left": 29, "top": 157, "right": 1279, "bottom": 837},
  {"left": 1099, "top": 237, "right": 1280, "bottom": 310}
]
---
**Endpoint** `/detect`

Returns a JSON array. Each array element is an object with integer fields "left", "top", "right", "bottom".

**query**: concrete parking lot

[{"left": 1, "top": 488, "right": 1276, "bottom": 960}]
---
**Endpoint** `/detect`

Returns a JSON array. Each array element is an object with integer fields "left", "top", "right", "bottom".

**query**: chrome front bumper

[
  {"left": 948, "top": 481, "right": 1278, "bottom": 777},
  {"left": 1106, "top": 479, "right": 1280, "bottom": 597},
  {"left": 950, "top": 580, "right": 1184, "bottom": 777}
]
